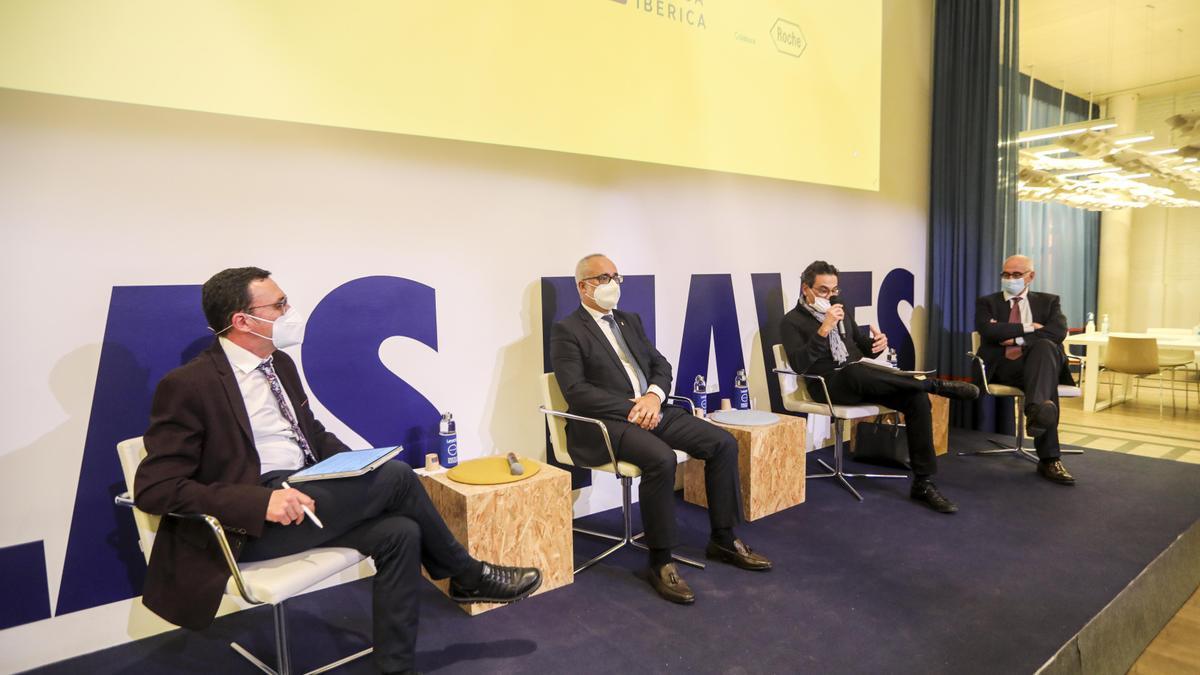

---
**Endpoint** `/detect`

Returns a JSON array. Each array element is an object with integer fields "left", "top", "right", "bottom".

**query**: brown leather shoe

[
  {"left": 1026, "top": 401, "right": 1058, "bottom": 439},
  {"left": 1037, "top": 459, "right": 1076, "bottom": 485},
  {"left": 648, "top": 563, "right": 695, "bottom": 604},
  {"left": 705, "top": 539, "right": 773, "bottom": 571}
]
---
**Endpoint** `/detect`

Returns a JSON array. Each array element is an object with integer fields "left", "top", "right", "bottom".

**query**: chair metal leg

[
  {"left": 228, "top": 601, "right": 372, "bottom": 675},
  {"left": 807, "top": 420, "right": 905, "bottom": 502},
  {"left": 572, "top": 475, "right": 705, "bottom": 573},
  {"left": 958, "top": 395, "right": 1082, "bottom": 461}
]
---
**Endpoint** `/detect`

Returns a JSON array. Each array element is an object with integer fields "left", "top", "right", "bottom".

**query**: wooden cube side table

[
  {"left": 417, "top": 460, "right": 573, "bottom": 615},
  {"left": 683, "top": 414, "right": 807, "bottom": 521},
  {"left": 849, "top": 393, "right": 950, "bottom": 456}
]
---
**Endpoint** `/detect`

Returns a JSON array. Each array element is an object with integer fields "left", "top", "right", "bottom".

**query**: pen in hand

[{"left": 281, "top": 481, "right": 324, "bottom": 529}]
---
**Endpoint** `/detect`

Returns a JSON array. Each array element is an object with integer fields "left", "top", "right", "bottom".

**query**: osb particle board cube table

[
  {"left": 683, "top": 413, "right": 807, "bottom": 521},
  {"left": 417, "top": 459, "right": 573, "bottom": 615},
  {"left": 849, "top": 393, "right": 950, "bottom": 457}
]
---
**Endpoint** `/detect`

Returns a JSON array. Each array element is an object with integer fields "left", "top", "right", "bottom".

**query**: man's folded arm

[
  {"left": 975, "top": 296, "right": 1025, "bottom": 343},
  {"left": 134, "top": 375, "right": 272, "bottom": 537},
  {"left": 550, "top": 323, "right": 636, "bottom": 420},
  {"left": 1031, "top": 296, "right": 1069, "bottom": 343}
]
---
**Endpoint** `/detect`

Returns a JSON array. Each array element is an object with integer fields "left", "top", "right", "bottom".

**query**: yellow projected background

[{"left": 0, "top": 1, "right": 881, "bottom": 190}]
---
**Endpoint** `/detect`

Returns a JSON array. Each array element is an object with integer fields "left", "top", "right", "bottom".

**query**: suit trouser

[
  {"left": 989, "top": 338, "right": 1063, "bottom": 460},
  {"left": 808, "top": 362, "right": 939, "bottom": 477},
  {"left": 609, "top": 406, "right": 743, "bottom": 550},
  {"left": 241, "top": 461, "right": 474, "bottom": 674}
]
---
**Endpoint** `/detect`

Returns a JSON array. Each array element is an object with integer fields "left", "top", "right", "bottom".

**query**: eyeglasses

[
  {"left": 811, "top": 286, "right": 840, "bottom": 298},
  {"left": 1000, "top": 271, "right": 1031, "bottom": 279},
  {"left": 582, "top": 273, "right": 623, "bottom": 285},
  {"left": 245, "top": 296, "right": 288, "bottom": 314}
]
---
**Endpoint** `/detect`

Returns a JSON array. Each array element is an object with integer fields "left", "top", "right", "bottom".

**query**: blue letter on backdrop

[
  {"left": 303, "top": 276, "right": 440, "bottom": 467},
  {"left": 55, "top": 285, "right": 210, "bottom": 618},
  {"left": 674, "top": 274, "right": 744, "bottom": 411}
]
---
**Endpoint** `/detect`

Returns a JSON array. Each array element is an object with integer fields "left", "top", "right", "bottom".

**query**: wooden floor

[
  {"left": 1129, "top": 588, "right": 1200, "bottom": 675},
  {"left": 1051, "top": 378, "right": 1200, "bottom": 674}
]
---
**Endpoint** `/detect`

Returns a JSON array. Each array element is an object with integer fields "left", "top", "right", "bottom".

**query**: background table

[
  {"left": 683, "top": 413, "right": 806, "bottom": 521},
  {"left": 417, "top": 460, "right": 573, "bottom": 615},
  {"left": 1064, "top": 332, "right": 1200, "bottom": 412}
]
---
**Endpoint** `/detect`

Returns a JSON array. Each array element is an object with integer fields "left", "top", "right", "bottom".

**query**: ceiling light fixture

[{"left": 1017, "top": 119, "right": 1118, "bottom": 144}]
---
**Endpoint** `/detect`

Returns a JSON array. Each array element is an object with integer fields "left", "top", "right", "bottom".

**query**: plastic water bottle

[
  {"left": 733, "top": 369, "right": 750, "bottom": 410},
  {"left": 693, "top": 375, "right": 708, "bottom": 416},
  {"left": 887, "top": 347, "right": 899, "bottom": 369},
  {"left": 438, "top": 412, "right": 458, "bottom": 468},
  {"left": 1085, "top": 313, "right": 1095, "bottom": 334},
  {"left": 1100, "top": 314, "right": 1110, "bottom": 334}
]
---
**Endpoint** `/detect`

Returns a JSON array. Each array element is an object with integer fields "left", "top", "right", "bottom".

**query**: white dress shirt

[
  {"left": 219, "top": 337, "right": 306, "bottom": 474},
  {"left": 581, "top": 304, "right": 666, "bottom": 402},
  {"left": 1002, "top": 288, "right": 1036, "bottom": 345}
]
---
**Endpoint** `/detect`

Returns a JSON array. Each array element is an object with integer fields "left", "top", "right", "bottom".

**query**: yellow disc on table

[{"left": 446, "top": 456, "right": 541, "bottom": 485}]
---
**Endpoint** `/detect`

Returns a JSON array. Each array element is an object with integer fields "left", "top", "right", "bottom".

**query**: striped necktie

[{"left": 256, "top": 358, "right": 318, "bottom": 466}]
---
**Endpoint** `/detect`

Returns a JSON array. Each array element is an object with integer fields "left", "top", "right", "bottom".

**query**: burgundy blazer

[{"left": 134, "top": 340, "right": 348, "bottom": 629}]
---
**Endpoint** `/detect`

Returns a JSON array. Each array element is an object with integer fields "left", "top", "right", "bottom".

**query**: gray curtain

[{"left": 1015, "top": 75, "right": 1102, "bottom": 328}]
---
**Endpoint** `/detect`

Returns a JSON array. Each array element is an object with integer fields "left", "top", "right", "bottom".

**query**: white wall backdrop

[{"left": 0, "top": 3, "right": 933, "bottom": 669}]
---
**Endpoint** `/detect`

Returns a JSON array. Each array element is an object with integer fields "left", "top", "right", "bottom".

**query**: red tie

[{"left": 1005, "top": 297, "right": 1023, "bottom": 360}]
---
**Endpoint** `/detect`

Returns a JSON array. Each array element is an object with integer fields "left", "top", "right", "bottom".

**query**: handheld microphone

[
  {"left": 829, "top": 295, "right": 846, "bottom": 336},
  {"left": 505, "top": 452, "right": 525, "bottom": 475}
]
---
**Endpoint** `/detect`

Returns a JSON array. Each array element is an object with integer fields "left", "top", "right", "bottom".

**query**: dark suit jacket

[
  {"left": 549, "top": 306, "right": 673, "bottom": 467},
  {"left": 779, "top": 301, "right": 882, "bottom": 389},
  {"left": 134, "top": 340, "right": 348, "bottom": 630},
  {"left": 974, "top": 291, "right": 1074, "bottom": 385}
]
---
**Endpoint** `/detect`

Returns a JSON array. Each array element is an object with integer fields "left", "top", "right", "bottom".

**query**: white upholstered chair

[
  {"left": 538, "top": 372, "right": 703, "bottom": 573},
  {"left": 961, "top": 332, "right": 1084, "bottom": 462},
  {"left": 770, "top": 344, "right": 906, "bottom": 501},
  {"left": 115, "top": 437, "right": 374, "bottom": 675}
]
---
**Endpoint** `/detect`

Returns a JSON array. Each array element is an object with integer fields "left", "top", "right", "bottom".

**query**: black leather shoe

[
  {"left": 705, "top": 539, "right": 772, "bottom": 571},
  {"left": 934, "top": 380, "right": 980, "bottom": 401},
  {"left": 648, "top": 563, "right": 695, "bottom": 604},
  {"left": 1037, "top": 459, "right": 1076, "bottom": 485},
  {"left": 1026, "top": 401, "right": 1058, "bottom": 438},
  {"left": 448, "top": 562, "right": 541, "bottom": 604},
  {"left": 910, "top": 480, "right": 958, "bottom": 514}
]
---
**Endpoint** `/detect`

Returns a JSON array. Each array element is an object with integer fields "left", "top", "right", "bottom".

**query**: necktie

[
  {"left": 1005, "top": 297, "right": 1023, "bottom": 360},
  {"left": 256, "top": 358, "right": 317, "bottom": 466},
  {"left": 602, "top": 314, "right": 649, "bottom": 396}
]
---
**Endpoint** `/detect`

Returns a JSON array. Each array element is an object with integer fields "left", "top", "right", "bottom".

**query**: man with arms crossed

[
  {"left": 550, "top": 254, "right": 771, "bottom": 605},
  {"left": 135, "top": 267, "right": 540, "bottom": 675},
  {"left": 975, "top": 254, "right": 1077, "bottom": 484},
  {"left": 780, "top": 260, "right": 980, "bottom": 513}
]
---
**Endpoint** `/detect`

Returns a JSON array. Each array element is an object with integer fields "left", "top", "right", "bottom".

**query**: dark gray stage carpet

[{"left": 27, "top": 430, "right": 1200, "bottom": 674}]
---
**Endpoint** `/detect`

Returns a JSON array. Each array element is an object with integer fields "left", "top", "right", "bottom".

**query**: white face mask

[
  {"left": 589, "top": 280, "right": 621, "bottom": 311},
  {"left": 245, "top": 306, "right": 307, "bottom": 349},
  {"left": 810, "top": 296, "right": 832, "bottom": 313},
  {"left": 1001, "top": 277, "right": 1027, "bottom": 296}
]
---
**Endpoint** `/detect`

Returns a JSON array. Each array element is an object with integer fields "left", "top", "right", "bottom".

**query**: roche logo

[{"left": 771, "top": 18, "right": 806, "bottom": 57}]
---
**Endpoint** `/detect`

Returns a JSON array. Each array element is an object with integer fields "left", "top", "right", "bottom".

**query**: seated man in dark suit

[
  {"left": 780, "top": 260, "right": 979, "bottom": 514},
  {"left": 550, "top": 254, "right": 771, "bottom": 605},
  {"left": 134, "top": 267, "right": 540, "bottom": 675},
  {"left": 975, "top": 255, "right": 1077, "bottom": 485}
]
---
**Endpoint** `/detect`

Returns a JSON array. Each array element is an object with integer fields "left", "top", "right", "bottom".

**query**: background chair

[
  {"left": 115, "top": 437, "right": 373, "bottom": 675},
  {"left": 770, "top": 344, "right": 905, "bottom": 501},
  {"left": 961, "top": 332, "right": 1084, "bottom": 462},
  {"left": 538, "top": 372, "right": 703, "bottom": 573},
  {"left": 1100, "top": 336, "right": 1173, "bottom": 418},
  {"left": 1146, "top": 327, "right": 1197, "bottom": 412}
]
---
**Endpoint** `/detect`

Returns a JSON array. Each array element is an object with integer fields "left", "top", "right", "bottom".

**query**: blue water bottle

[
  {"left": 438, "top": 412, "right": 458, "bottom": 468},
  {"left": 733, "top": 369, "right": 750, "bottom": 410},
  {"left": 693, "top": 375, "right": 708, "bottom": 416}
]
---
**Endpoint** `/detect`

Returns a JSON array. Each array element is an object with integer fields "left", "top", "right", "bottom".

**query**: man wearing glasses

[
  {"left": 135, "top": 267, "right": 540, "bottom": 674},
  {"left": 550, "top": 254, "right": 771, "bottom": 605},
  {"left": 780, "top": 260, "right": 979, "bottom": 513},
  {"left": 975, "top": 255, "right": 1077, "bottom": 485}
]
